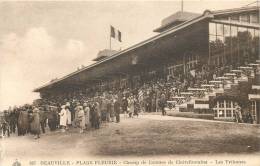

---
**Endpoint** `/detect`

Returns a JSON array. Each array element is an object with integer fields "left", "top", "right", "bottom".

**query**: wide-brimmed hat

[
  {"left": 66, "top": 102, "right": 70, "bottom": 107},
  {"left": 33, "top": 108, "right": 39, "bottom": 113}
]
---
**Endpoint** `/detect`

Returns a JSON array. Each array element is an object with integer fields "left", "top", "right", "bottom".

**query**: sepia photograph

[{"left": 0, "top": 0, "right": 260, "bottom": 165}]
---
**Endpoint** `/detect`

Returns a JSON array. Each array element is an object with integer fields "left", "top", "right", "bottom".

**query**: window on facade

[
  {"left": 226, "top": 110, "right": 232, "bottom": 117},
  {"left": 219, "top": 110, "right": 225, "bottom": 117},
  {"left": 120, "top": 79, "right": 127, "bottom": 88},
  {"left": 254, "top": 29, "right": 259, "bottom": 37},
  {"left": 168, "top": 67, "right": 174, "bottom": 75},
  {"left": 238, "top": 27, "right": 248, "bottom": 35},
  {"left": 226, "top": 100, "right": 232, "bottom": 108},
  {"left": 250, "top": 13, "right": 259, "bottom": 24},
  {"left": 230, "top": 15, "right": 240, "bottom": 22},
  {"left": 240, "top": 14, "right": 250, "bottom": 23},
  {"left": 214, "top": 100, "right": 237, "bottom": 118},
  {"left": 149, "top": 71, "right": 156, "bottom": 75},
  {"left": 238, "top": 27, "right": 252, "bottom": 63},
  {"left": 250, "top": 101, "right": 256, "bottom": 120},
  {"left": 209, "top": 23, "right": 216, "bottom": 35},
  {"left": 210, "top": 35, "right": 216, "bottom": 42},
  {"left": 224, "top": 25, "right": 231, "bottom": 36},
  {"left": 215, "top": 35, "right": 225, "bottom": 58},
  {"left": 214, "top": 110, "right": 218, "bottom": 117},
  {"left": 209, "top": 21, "right": 259, "bottom": 67},
  {"left": 248, "top": 29, "right": 254, "bottom": 39},
  {"left": 231, "top": 26, "right": 239, "bottom": 63},
  {"left": 224, "top": 25, "right": 232, "bottom": 64},
  {"left": 254, "top": 29, "right": 259, "bottom": 58},
  {"left": 219, "top": 101, "right": 224, "bottom": 108},
  {"left": 217, "top": 24, "right": 224, "bottom": 36},
  {"left": 216, "top": 35, "right": 224, "bottom": 42},
  {"left": 231, "top": 26, "right": 238, "bottom": 36},
  {"left": 247, "top": 28, "right": 255, "bottom": 59},
  {"left": 218, "top": 56, "right": 223, "bottom": 66},
  {"left": 214, "top": 58, "right": 218, "bottom": 66}
]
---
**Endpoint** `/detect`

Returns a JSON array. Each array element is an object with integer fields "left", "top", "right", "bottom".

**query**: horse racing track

[{"left": 1, "top": 114, "right": 260, "bottom": 161}]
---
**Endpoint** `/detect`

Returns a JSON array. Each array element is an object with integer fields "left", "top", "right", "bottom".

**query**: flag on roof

[{"left": 110, "top": 25, "right": 122, "bottom": 42}]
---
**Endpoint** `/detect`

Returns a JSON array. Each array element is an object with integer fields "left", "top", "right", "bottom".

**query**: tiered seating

[{"left": 167, "top": 60, "right": 260, "bottom": 112}]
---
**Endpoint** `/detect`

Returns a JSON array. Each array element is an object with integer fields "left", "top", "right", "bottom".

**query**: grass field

[{"left": 2, "top": 115, "right": 260, "bottom": 159}]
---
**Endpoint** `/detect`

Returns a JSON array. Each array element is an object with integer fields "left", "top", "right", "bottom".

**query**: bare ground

[{"left": 1, "top": 114, "right": 260, "bottom": 160}]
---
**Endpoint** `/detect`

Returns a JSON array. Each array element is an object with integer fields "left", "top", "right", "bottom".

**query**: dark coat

[
  {"left": 30, "top": 111, "right": 41, "bottom": 135},
  {"left": 121, "top": 99, "right": 128, "bottom": 112},
  {"left": 39, "top": 111, "right": 47, "bottom": 123},
  {"left": 18, "top": 111, "right": 29, "bottom": 134},
  {"left": 114, "top": 101, "right": 121, "bottom": 114}
]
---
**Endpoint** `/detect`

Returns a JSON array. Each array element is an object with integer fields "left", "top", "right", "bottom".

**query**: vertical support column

[
  {"left": 231, "top": 101, "right": 234, "bottom": 118},
  {"left": 257, "top": 101, "right": 260, "bottom": 124},
  {"left": 217, "top": 101, "right": 219, "bottom": 118},
  {"left": 224, "top": 100, "right": 226, "bottom": 118},
  {"left": 255, "top": 71, "right": 260, "bottom": 124}
]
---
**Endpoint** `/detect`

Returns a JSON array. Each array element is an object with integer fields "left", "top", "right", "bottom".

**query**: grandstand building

[{"left": 34, "top": 6, "right": 260, "bottom": 123}]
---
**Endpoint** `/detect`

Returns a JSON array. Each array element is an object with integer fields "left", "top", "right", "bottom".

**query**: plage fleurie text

[{"left": 36, "top": 159, "right": 247, "bottom": 165}]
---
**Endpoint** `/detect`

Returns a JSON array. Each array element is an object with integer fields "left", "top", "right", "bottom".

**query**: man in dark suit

[{"left": 114, "top": 97, "right": 121, "bottom": 123}]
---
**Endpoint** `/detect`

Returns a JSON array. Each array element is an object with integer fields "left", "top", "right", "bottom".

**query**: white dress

[
  {"left": 59, "top": 108, "right": 67, "bottom": 127},
  {"left": 84, "top": 107, "right": 90, "bottom": 125},
  {"left": 78, "top": 109, "right": 85, "bottom": 129},
  {"left": 66, "top": 108, "right": 72, "bottom": 125}
]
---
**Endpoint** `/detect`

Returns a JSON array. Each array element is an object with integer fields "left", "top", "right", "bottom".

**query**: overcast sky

[{"left": 0, "top": 0, "right": 254, "bottom": 110}]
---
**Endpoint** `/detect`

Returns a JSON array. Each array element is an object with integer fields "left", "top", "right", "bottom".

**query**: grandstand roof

[{"left": 34, "top": 6, "right": 259, "bottom": 93}]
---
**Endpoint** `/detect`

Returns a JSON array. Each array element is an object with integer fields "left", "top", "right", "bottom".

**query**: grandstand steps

[
  {"left": 174, "top": 104, "right": 186, "bottom": 112},
  {"left": 214, "top": 88, "right": 224, "bottom": 94},
  {"left": 223, "top": 86, "right": 232, "bottom": 90},
  {"left": 205, "top": 93, "right": 217, "bottom": 99},
  {"left": 169, "top": 60, "right": 259, "bottom": 113}
]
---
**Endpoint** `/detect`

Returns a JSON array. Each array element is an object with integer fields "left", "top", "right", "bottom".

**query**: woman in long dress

[
  {"left": 59, "top": 105, "right": 67, "bottom": 132},
  {"left": 65, "top": 105, "right": 71, "bottom": 128},
  {"left": 77, "top": 106, "right": 85, "bottom": 133},
  {"left": 110, "top": 99, "right": 115, "bottom": 122},
  {"left": 30, "top": 107, "right": 41, "bottom": 139},
  {"left": 83, "top": 103, "right": 90, "bottom": 129},
  {"left": 128, "top": 96, "right": 134, "bottom": 118},
  {"left": 17, "top": 108, "right": 29, "bottom": 136}
]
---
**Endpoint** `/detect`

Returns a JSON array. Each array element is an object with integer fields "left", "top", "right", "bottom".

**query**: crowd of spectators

[{"left": 1, "top": 58, "right": 257, "bottom": 138}]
